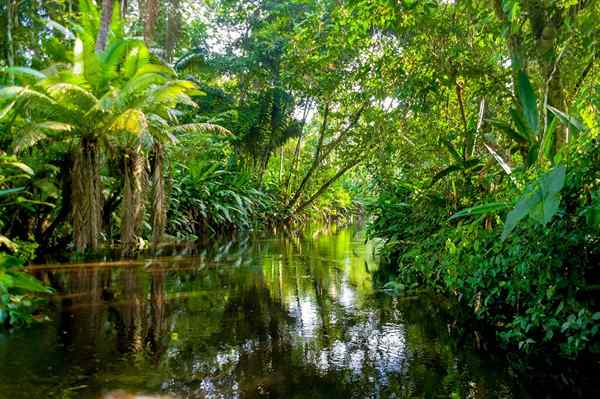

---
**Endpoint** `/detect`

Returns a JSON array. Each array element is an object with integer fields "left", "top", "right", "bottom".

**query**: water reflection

[{"left": 0, "top": 225, "right": 514, "bottom": 398}]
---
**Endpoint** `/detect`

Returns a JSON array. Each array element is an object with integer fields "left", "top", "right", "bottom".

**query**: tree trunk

[
  {"left": 121, "top": 0, "right": 128, "bottom": 18},
  {"left": 72, "top": 137, "right": 103, "bottom": 252},
  {"left": 293, "top": 160, "right": 359, "bottom": 215},
  {"left": 40, "top": 156, "right": 73, "bottom": 250},
  {"left": 121, "top": 148, "right": 146, "bottom": 252},
  {"left": 96, "top": 0, "right": 114, "bottom": 52},
  {"left": 151, "top": 143, "right": 167, "bottom": 245},
  {"left": 164, "top": 0, "right": 181, "bottom": 62},
  {"left": 6, "top": 0, "right": 16, "bottom": 83},
  {"left": 144, "top": 0, "right": 159, "bottom": 45},
  {"left": 286, "top": 103, "right": 330, "bottom": 210}
]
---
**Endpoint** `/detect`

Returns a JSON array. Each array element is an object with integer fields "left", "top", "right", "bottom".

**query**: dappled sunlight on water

[{"left": 0, "top": 225, "right": 515, "bottom": 398}]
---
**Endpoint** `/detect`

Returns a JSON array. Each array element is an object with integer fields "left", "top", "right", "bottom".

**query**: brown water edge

[{"left": 1, "top": 225, "right": 520, "bottom": 399}]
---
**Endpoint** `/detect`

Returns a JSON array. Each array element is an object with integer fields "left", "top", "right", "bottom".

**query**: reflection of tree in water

[
  {"left": 56, "top": 267, "right": 112, "bottom": 359},
  {"left": 27, "top": 227, "right": 514, "bottom": 398}
]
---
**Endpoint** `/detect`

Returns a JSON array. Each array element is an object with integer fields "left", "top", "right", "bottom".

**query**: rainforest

[{"left": 0, "top": 0, "right": 599, "bottom": 398}]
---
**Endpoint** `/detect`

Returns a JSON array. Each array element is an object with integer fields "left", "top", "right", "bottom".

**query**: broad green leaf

[
  {"left": 539, "top": 117, "right": 558, "bottom": 163},
  {"left": 517, "top": 71, "right": 539, "bottom": 134},
  {"left": 509, "top": 107, "right": 530, "bottom": 140},
  {"left": 501, "top": 165, "right": 566, "bottom": 240}
]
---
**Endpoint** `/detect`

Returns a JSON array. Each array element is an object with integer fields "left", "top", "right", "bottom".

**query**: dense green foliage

[{"left": 0, "top": 0, "right": 599, "bottom": 369}]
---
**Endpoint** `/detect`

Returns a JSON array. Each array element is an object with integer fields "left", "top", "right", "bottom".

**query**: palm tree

[{"left": 0, "top": 0, "right": 214, "bottom": 252}]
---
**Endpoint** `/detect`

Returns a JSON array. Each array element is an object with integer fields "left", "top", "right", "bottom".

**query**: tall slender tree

[{"left": 96, "top": 0, "right": 114, "bottom": 52}]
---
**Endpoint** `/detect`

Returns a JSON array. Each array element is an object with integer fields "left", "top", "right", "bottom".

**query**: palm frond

[
  {"left": 13, "top": 121, "right": 73, "bottom": 153},
  {"left": 124, "top": 45, "right": 150, "bottom": 79},
  {"left": 170, "top": 123, "right": 233, "bottom": 136},
  {"left": 47, "top": 83, "right": 99, "bottom": 111},
  {"left": 1, "top": 67, "right": 46, "bottom": 83}
]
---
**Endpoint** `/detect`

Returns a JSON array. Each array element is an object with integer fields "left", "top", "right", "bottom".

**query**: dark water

[{"left": 0, "top": 226, "right": 517, "bottom": 398}]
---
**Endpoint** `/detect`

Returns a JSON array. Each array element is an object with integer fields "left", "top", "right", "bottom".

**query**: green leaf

[
  {"left": 9, "top": 272, "right": 52, "bottom": 293},
  {"left": 517, "top": 71, "right": 539, "bottom": 134},
  {"left": 546, "top": 105, "right": 585, "bottom": 133},
  {"left": 539, "top": 117, "right": 558, "bottom": 163},
  {"left": 0, "top": 187, "right": 26, "bottom": 197},
  {"left": 431, "top": 164, "right": 462, "bottom": 186},
  {"left": 490, "top": 119, "right": 528, "bottom": 144},
  {"left": 509, "top": 107, "right": 530, "bottom": 141},
  {"left": 1, "top": 66, "right": 46, "bottom": 81},
  {"left": 0, "top": 101, "right": 16, "bottom": 120},
  {"left": 0, "top": 255, "right": 24, "bottom": 270},
  {"left": 4, "top": 161, "right": 34, "bottom": 175},
  {"left": 449, "top": 202, "right": 509, "bottom": 221},
  {"left": 501, "top": 165, "right": 566, "bottom": 240},
  {"left": 441, "top": 139, "right": 462, "bottom": 162}
]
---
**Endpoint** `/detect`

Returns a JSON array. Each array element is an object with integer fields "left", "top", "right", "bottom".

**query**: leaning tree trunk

[
  {"left": 150, "top": 143, "right": 167, "bottom": 245},
  {"left": 72, "top": 137, "right": 103, "bottom": 252},
  {"left": 121, "top": 148, "right": 146, "bottom": 253}
]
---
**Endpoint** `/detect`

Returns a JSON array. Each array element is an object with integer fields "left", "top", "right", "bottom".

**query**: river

[{"left": 0, "top": 225, "right": 520, "bottom": 398}]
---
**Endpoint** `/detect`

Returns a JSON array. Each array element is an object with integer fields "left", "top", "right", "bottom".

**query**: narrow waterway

[{"left": 0, "top": 225, "right": 517, "bottom": 398}]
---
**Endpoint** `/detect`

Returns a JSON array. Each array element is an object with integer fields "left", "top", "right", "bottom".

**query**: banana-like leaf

[
  {"left": 539, "top": 117, "right": 558, "bottom": 163},
  {"left": 501, "top": 165, "right": 566, "bottom": 240},
  {"left": 111, "top": 108, "right": 149, "bottom": 136},
  {"left": 8, "top": 271, "right": 53, "bottom": 293},
  {"left": 13, "top": 121, "right": 72, "bottom": 152},
  {"left": 517, "top": 70, "right": 539, "bottom": 134}
]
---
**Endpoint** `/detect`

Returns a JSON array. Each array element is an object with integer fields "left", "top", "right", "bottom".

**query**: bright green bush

[{"left": 370, "top": 138, "right": 600, "bottom": 358}]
